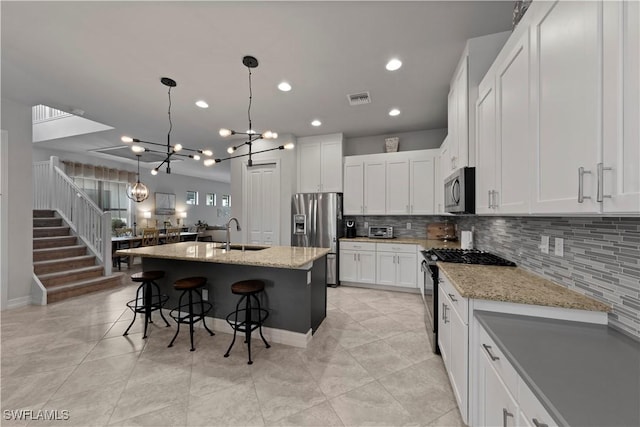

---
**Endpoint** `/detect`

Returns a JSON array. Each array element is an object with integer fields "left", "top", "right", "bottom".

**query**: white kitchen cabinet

[
  {"left": 410, "top": 155, "right": 435, "bottom": 214},
  {"left": 446, "top": 31, "right": 511, "bottom": 177},
  {"left": 297, "top": 133, "right": 343, "bottom": 193},
  {"left": 364, "top": 160, "right": 386, "bottom": 215},
  {"left": 477, "top": 346, "right": 518, "bottom": 427},
  {"left": 376, "top": 243, "right": 417, "bottom": 288},
  {"left": 339, "top": 241, "right": 376, "bottom": 284},
  {"left": 435, "top": 141, "right": 445, "bottom": 214},
  {"left": 476, "top": 27, "right": 531, "bottom": 215},
  {"left": 602, "top": 0, "right": 640, "bottom": 213},
  {"left": 385, "top": 157, "right": 410, "bottom": 214},
  {"left": 438, "top": 274, "right": 469, "bottom": 424},
  {"left": 530, "top": 0, "right": 603, "bottom": 213},
  {"left": 343, "top": 161, "right": 364, "bottom": 215}
]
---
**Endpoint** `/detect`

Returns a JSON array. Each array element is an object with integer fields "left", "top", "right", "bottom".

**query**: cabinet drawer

[
  {"left": 519, "top": 380, "right": 558, "bottom": 427},
  {"left": 375, "top": 243, "right": 417, "bottom": 253},
  {"left": 478, "top": 325, "right": 519, "bottom": 399},
  {"left": 439, "top": 275, "right": 468, "bottom": 324},
  {"left": 340, "top": 241, "right": 376, "bottom": 251}
]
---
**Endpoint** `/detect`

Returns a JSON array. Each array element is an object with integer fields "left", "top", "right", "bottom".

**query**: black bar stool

[
  {"left": 224, "top": 280, "right": 270, "bottom": 364},
  {"left": 168, "top": 277, "right": 214, "bottom": 351},
  {"left": 124, "top": 271, "right": 170, "bottom": 338}
]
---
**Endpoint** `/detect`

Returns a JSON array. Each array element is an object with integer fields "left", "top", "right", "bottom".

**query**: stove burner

[{"left": 425, "top": 248, "right": 516, "bottom": 267}]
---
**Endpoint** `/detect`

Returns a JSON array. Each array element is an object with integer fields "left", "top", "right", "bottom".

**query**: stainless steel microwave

[{"left": 444, "top": 167, "right": 475, "bottom": 214}]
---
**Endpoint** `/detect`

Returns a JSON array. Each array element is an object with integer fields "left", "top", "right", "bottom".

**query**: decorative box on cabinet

[{"left": 297, "top": 133, "right": 343, "bottom": 193}]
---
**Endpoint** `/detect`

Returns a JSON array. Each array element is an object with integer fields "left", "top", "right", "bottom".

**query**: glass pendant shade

[{"left": 127, "top": 181, "right": 149, "bottom": 203}]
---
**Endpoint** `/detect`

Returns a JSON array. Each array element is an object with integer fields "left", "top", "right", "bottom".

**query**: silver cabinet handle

[
  {"left": 578, "top": 167, "right": 592, "bottom": 203},
  {"left": 597, "top": 162, "right": 612, "bottom": 202},
  {"left": 448, "top": 293, "right": 457, "bottom": 302},
  {"left": 493, "top": 190, "right": 498, "bottom": 208},
  {"left": 488, "top": 190, "right": 492, "bottom": 208},
  {"left": 482, "top": 344, "right": 500, "bottom": 361},
  {"left": 443, "top": 304, "right": 449, "bottom": 323},
  {"left": 502, "top": 408, "right": 514, "bottom": 427},
  {"left": 532, "top": 419, "right": 549, "bottom": 427}
]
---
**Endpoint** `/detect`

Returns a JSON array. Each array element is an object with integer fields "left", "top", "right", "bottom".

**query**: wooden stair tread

[
  {"left": 37, "top": 265, "right": 103, "bottom": 280},
  {"left": 46, "top": 274, "right": 124, "bottom": 303},
  {"left": 33, "top": 245, "right": 86, "bottom": 254},
  {"left": 33, "top": 254, "right": 95, "bottom": 266},
  {"left": 46, "top": 274, "right": 122, "bottom": 293}
]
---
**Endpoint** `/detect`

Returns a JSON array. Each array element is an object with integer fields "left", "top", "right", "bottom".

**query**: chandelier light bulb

[
  {"left": 227, "top": 146, "right": 235, "bottom": 154},
  {"left": 284, "top": 142, "right": 295, "bottom": 150},
  {"left": 219, "top": 128, "right": 232, "bottom": 137},
  {"left": 174, "top": 143, "right": 183, "bottom": 152},
  {"left": 192, "top": 154, "right": 201, "bottom": 161},
  {"left": 121, "top": 136, "right": 134, "bottom": 143},
  {"left": 151, "top": 168, "right": 158, "bottom": 176},
  {"left": 201, "top": 149, "right": 213, "bottom": 156},
  {"left": 131, "top": 145, "right": 145, "bottom": 153},
  {"left": 203, "top": 159, "right": 216, "bottom": 166},
  {"left": 263, "top": 130, "right": 277, "bottom": 139}
]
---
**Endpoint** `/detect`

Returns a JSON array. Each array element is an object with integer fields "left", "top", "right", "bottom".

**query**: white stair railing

[{"left": 33, "top": 156, "right": 112, "bottom": 275}]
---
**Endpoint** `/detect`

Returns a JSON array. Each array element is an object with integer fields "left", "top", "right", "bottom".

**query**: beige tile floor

[{"left": 1, "top": 270, "right": 464, "bottom": 427}]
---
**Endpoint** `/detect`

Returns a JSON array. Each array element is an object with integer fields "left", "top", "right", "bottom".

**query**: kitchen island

[{"left": 116, "top": 242, "right": 330, "bottom": 347}]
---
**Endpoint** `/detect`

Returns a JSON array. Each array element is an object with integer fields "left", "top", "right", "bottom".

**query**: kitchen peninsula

[{"left": 116, "top": 242, "right": 330, "bottom": 347}]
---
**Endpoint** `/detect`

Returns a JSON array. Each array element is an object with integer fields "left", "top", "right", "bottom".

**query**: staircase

[{"left": 33, "top": 210, "right": 123, "bottom": 303}]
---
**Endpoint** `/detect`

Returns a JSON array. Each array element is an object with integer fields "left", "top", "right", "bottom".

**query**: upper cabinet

[
  {"left": 297, "top": 133, "right": 343, "bottom": 193},
  {"left": 344, "top": 150, "right": 438, "bottom": 216},
  {"left": 445, "top": 31, "right": 511, "bottom": 177},
  {"left": 473, "top": 0, "right": 639, "bottom": 215}
]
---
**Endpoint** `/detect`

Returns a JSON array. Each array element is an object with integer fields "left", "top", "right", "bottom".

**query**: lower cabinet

[
  {"left": 340, "top": 241, "right": 417, "bottom": 289},
  {"left": 478, "top": 349, "right": 518, "bottom": 427}
]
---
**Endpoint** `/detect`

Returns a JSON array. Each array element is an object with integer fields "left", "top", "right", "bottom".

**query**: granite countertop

[
  {"left": 475, "top": 310, "right": 640, "bottom": 427},
  {"left": 340, "top": 237, "right": 461, "bottom": 249},
  {"left": 116, "top": 242, "right": 330, "bottom": 269},
  {"left": 437, "top": 263, "right": 611, "bottom": 312}
]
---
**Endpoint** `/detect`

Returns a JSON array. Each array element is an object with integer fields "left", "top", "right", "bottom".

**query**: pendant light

[{"left": 126, "top": 154, "right": 150, "bottom": 203}]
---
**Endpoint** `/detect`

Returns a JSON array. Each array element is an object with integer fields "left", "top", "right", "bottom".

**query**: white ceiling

[{"left": 1, "top": 1, "right": 513, "bottom": 182}]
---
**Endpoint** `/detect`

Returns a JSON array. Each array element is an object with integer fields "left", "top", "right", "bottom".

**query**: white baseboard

[
  {"left": 341, "top": 281, "right": 420, "bottom": 294},
  {"left": 6, "top": 296, "right": 31, "bottom": 309},
  {"left": 161, "top": 309, "right": 313, "bottom": 348}
]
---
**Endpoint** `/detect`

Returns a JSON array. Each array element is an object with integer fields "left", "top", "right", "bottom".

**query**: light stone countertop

[
  {"left": 340, "top": 237, "right": 461, "bottom": 249},
  {"left": 116, "top": 242, "right": 330, "bottom": 270},
  {"left": 437, "top": 262, "right": 611, "bottom": 312}
]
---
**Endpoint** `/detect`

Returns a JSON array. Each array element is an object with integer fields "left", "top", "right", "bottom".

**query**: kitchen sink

[{"left": 228, "top": 244, "right": 268, "bottom": 251}]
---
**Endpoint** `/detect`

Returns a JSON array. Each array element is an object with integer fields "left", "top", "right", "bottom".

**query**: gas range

[{"left": 422, "top": 248, "right": 516, "bottom": 267}]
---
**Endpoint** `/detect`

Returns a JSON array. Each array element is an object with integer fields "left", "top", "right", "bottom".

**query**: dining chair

[
  {"left": 142, "top": 228, "right": 160, "bottom": 246},
  {"left": 165, "top": 227, "right": 181, "bottom": 244},
  {"left": 114, "top": 227, "right": 135, "bottom": 269}
]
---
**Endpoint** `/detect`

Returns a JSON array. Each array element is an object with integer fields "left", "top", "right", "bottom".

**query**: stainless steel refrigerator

[{"left": 291, "top": 193, "right": 343, "bottom": 286}]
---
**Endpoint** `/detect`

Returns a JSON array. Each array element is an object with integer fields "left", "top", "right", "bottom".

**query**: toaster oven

[{"left": 368, "top": 226, "right": 394, "bottom": 239}]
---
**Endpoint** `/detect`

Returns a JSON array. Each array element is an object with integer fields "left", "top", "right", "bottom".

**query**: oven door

[{"left": 421, "top": 260, "right": 440, "bottom": 354}]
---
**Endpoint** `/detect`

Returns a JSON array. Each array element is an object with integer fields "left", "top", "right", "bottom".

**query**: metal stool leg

[
  {"left": 253, "top": 294, "right": 271, "bottom": 348},
  {"left": 188, "top": 290, "right": 196, "bottom": 352},
  {"left": 123, "top": 283, "right": 144, "bottom": 336},
  {"left": 224, "top": 296, "right": 244, "bottom": 358},
  {"left": 246, "top": 294, "right": 253, "bottom": 365},
  {"left": 152, "top": 281, "right": 171, "bottom": 327},
  {"left": 197, "top": 289, "right": 215, "bottom": 336},
  {"left": 168, "top": 291, "right": 185, "bottom": 348}
]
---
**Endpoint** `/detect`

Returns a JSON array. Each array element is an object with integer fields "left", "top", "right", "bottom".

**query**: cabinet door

[
  {"left": 475, "top": 78, "right": 497, "bottom": 214},
  {"left": 449, "top": 307, "right": 468, "bottom": 422},
  {"left": 376, "top": 252, "right": 396, "bottom": 286},
  {"left": 299, "top": 142, "right": 322, "bottom": 193},
  {"left": 339, "top": 250, "right": 358, "bottom": 282},
  {"left": 343, "top": 162, "right": 364, "bottom": 215},
  {"left": 496, "top": 30, "right": 531, "bottom": 214},
  {"left": 358, "top": 251, "right": 376, "bottom": 284},
  {"left": 435, "top": 145, "right": 445, "bottom": 213},
  {"left": 364, "top": 161, "right": 386, "bottom": 214},
  {"left": 530, "top": 0, "right": 602, "bottom": 213},
  {"left": 603, "top": 0, "right": 640, "bottom": 213},
  {"left": 396, "top": 253, "right": 417, "bottom": 287},
  {"left": 386, "top": 159, "right": 410, "bottom": 214},
  {"left": 410, "top": 155, "right": 435, "bottom": 214},
  {"left": 447, "top": 89, "right": 456, "bottom": 175},
  {"left": 438, "top": 287, "right": 452, "bottom": 369},
  {"left": 321, "top": 141, "right": 343, "bottom": 192},
  {"left": 455, "top": 58, "right": 469, "bottom": 169},
  {"left": 478, "top": 350, "right": 518, "bottom": 427}
]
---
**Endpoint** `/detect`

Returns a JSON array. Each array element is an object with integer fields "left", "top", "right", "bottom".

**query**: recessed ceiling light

[
  {"left": 311, "top": 120, "right": 322, "bottom": 127},
  {"left": 389, "top": 108, "right": 401, "bottom": 117},
  {"left": 278, "top": 82, "right": 292, "bottom": 92},
  {"left": 195, "top": 100, "right": 209, "bottom": 109},
  {"left": 386, "top": 58, "right": 402, "bottom": 71}
]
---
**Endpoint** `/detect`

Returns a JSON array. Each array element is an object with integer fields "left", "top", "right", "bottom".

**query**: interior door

[{"left": 245, "top": 163, "right": 279, "bottom": 245}]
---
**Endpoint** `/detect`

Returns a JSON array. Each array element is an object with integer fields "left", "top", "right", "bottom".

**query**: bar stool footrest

[
  {"left": 126, "top": 294, "right": 169, "bottom": 314},
  {"left": 225, "top": 307, "right": 269, "bottom": 333},
  {"left": 169, "top": 301, "right": 213, "bottom": 324}
]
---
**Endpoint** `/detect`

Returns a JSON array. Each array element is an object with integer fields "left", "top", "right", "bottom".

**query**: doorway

[{"left": 243, "top": 161, "right": 280, "bottom": 245}]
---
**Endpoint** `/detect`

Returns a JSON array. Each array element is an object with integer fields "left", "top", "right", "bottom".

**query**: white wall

[
  {"left": 230, "top": 134, "right": 297, "bottom": 245},
  {"left": 1, "top": 97, "right": 34, "bottom": 308},
  {"left": 33, "top": 146, "right": 231, "bottom": 228},
  {"left": 344, "top": 128, "right": 447, "bottom": 156}
]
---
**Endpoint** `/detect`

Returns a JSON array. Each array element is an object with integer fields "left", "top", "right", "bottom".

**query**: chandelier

[
  {"left": 121, "top": 77, "right": 213, "bottom": 175},
  {"left": 215, "top": 55, "right": 294, "bottom": 167},
  {"left": 126, "top": 154, "right": 150, "bottom": 202}
]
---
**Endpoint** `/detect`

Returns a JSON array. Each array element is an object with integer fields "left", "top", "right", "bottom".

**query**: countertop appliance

[
  {"left": 345, "top": 220, "right": 357, "bottom": 238},
  {"left": 368, "top": 226, "right": 394, "bottom": 239},
  {"left": 420, "top": 248, "right": 516, "bottom": 354},
  {"left": 291, "top": 193, "right": 343, "bottom": 287},
  {"left": 444, "top": 167, "right": 475, "bottom": 214}
]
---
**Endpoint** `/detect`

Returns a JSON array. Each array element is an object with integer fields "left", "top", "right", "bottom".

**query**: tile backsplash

[
  {"left": 457, "top": 216, "right": 640, "bottom": 339},
  {"left": 345, "top": 214, "right": 640, "bottom": 339}
]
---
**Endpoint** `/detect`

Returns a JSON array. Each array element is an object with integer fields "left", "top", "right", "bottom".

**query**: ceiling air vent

[{"left": 347, "top": 91, "right": 372, "bottom": 106}]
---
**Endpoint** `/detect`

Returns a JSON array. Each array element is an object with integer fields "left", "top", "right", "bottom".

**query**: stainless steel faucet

[{"left": 225, "top": 217, "right": 241, "bottom": 250}]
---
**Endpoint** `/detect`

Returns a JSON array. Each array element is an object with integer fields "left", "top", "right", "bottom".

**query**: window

[
  {"left": 186, "top": 191, "right": 199, "bottom": 205},
  {"left": 72, "top": 177, "right": 129, "bottom": 232},
  {"left": 206, "top": 193, "right": 216, "bottom": 206},
  {"left": 222, "top": 195, "right": 231, "bottom": 207}
]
